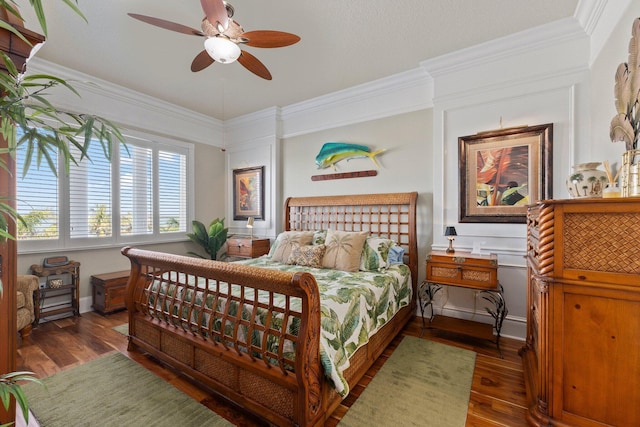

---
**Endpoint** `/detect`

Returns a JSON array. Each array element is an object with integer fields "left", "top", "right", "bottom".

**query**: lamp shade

[
  {"left": 204, "top": 37, "right": 241, "bottom": 64},
  {"left": 444, "top": 226, "right": 457, "bottom": 237},
  {"left": 246, "top": 217, "right": 254, "bottom": 228}
]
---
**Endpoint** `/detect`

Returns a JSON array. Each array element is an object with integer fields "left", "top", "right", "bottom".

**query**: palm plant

[
  {"left": 1, "top": 1, "right": 124, "bottom": 424},
  {"left": 187, "top": 218, "right": 228, "bottom": 260}
]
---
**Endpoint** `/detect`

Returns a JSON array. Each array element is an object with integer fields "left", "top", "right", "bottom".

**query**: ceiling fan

[{"left": 128, "top": 0, "right": 300, "bottom": 80}]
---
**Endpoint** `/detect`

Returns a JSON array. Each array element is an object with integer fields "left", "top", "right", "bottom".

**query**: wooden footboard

[
  {"left": 122, "top": 192, "right": 418, "bottom": 426},
  {"left": 122, "top": 247, "right": 324, "bottom": 426}
]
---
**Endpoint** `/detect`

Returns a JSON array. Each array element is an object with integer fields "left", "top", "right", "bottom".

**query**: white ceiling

[{"left": 16, "top": 1, "right": 578, "bottom": 120}]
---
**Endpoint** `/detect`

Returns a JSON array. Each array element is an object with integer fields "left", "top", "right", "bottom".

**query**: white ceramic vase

[{"left": 566, "top": 162, "right": 608, "bottom": 198}]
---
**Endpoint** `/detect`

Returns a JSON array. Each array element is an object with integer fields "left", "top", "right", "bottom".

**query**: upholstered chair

[{"left": 16, "top": 274, "right": 39, "bottom": 340}]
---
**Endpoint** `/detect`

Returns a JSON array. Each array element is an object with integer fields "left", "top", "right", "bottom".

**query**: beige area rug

[
  {"left": 339, "top": 336, "right": 476, "bottom": 427},
  {"left": 22, "top": 352, "right": 233, "bottom": 427}
]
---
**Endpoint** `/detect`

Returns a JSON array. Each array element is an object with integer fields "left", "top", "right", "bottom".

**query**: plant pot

[{"left": 565, "top": 162, "right": 608, "bottom": 198}]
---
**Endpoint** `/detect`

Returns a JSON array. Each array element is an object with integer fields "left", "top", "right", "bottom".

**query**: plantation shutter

[
  {"left": 120, "top": 144, "right": 152, "bottom": 235},
  {"left": 69, "top": 144, "right": 112, "bottom": 238},
  {"left": 158, "top": 150, "right": 187, "bottom": 233},
  {"left": 15, "top": 141, "right": 59, "bottom": 240}
]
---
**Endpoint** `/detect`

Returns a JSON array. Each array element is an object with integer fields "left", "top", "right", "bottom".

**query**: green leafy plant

[
  {"left": 1, "top": 1, "right": 124, "bottom": 424},
  {"left": 0, "top": 370, "right": 42, "bottom": 427},
  {"left": 187, "top": 218, "right": 228, "bottom": 260}
]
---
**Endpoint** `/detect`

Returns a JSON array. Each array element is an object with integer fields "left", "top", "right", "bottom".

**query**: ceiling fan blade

[
  {"left": 200, "top": 0, "right": 229, "bottom": 30},
  {"left": 191, "top": 50, "right": 215, "bottom": 72},
  {"left": 128, "top": 13, "right": 205, "bottom": 36},
  {"left": 241, "top": 31, "right": 300, "bottom": 48},
  {"left": 238, "top": 50, "right": 272, "bottom": 80}
]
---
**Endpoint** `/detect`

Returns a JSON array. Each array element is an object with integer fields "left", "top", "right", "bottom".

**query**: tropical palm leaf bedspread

[{"left": 147, "top": 257, "right": 412, "bottom": 397}]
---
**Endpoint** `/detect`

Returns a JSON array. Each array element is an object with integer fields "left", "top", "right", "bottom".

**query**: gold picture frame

[
  {"left": 233, "top": 166, "right": 265, "bottom": 221},
  {"left": 459, "top": 123, "right": 553, "bottom": 223}
]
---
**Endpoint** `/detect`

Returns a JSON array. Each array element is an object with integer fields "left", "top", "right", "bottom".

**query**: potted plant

[
  {"left": 1, "top": 1, "right": 124, "bottom": 424},
  {"left": 187, "top": 218, "right": 228, "bottom": 260},
  {"left": 610, "top": 17, "right": 640, "bottom": 196}
]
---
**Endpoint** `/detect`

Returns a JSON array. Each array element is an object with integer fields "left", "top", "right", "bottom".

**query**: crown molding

[
  {"left": 224, "top": 107, "right": 280, "bottom": 147},
  {"left": 422, "top": 17, "right": 586, "bottom": 79},
  {"left": 576, "top": 0, "right": 633, "bottom": 64},
  {"left": 279, "top": 68, "right": 433, "bottom": 138},
  {"left": 26, "top": 58, "right": 221, "bottom": 146}
]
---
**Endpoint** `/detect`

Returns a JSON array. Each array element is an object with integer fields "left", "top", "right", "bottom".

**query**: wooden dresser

[{"left": 521, "top": 199, "right": 640, "bottom": 426}]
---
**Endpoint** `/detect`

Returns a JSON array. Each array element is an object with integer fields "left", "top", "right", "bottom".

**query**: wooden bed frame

[{"left": 121, "top": 192, "right": 418, "bottom": 426}]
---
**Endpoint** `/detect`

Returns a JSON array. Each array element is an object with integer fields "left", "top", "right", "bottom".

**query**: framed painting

[
  {"left": 459, "top": 123, "right": 553, "bottom": 223},
  {"left": 233, "top": 166, "right": 265, "bottom": 221}
]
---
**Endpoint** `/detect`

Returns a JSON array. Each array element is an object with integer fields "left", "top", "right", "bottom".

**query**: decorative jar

[{"left": 566, "top": 162, "right": 608, "bottom": 198}]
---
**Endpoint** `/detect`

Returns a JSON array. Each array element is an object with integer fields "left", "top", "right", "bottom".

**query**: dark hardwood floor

[{"left": 16, "top": 311, "right": 528, "bottom": 426}]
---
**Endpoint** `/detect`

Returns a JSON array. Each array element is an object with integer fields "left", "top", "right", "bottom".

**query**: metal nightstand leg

[
  {"left": 480, "top": 283, "right": 508, "bottom": 357},
  {"left": 417, "top": 281, "right": 441, "bottom": 337}
]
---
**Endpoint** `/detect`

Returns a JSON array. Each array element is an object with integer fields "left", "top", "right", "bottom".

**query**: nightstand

[
  {"left": 226, "top": 237, "right": 270, "bottom": 259},
  {"left": 419, "top": 250, "right": 507, "bottom": 355}
]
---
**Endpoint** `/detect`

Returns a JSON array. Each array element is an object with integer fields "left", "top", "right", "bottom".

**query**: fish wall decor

[{"left": 314, "top": 142, "right": 386, "bottom": 170}]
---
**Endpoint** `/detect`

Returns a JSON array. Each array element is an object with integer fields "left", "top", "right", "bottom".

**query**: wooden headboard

[{"left": 283, "top": 192, "right": 418, "bottom": 290}]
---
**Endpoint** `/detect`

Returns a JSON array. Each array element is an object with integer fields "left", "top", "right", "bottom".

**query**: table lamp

[
  {"left": 445, "top": 226, "right": 457, "bottom": 254},
  {"left": 246, "top": 217, "right": 254, "bottom": 239}
]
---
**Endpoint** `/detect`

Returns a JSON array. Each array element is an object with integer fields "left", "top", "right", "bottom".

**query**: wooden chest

[
  {"left": 426, "top": 250, "right": 498, "bottom": 290},
  {"left": 91, "top": 270, "right": 129, "bottom": 315},
  {"left": 226, "top": 237, "right": 270, "bottom": 258}
]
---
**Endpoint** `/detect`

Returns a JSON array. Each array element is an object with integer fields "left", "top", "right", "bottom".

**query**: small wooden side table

[
  {"left": 226, "top": 237, "right": 270, "bottom": 259},
  {"left": 30, "top": 261, "right": 81, "bottom": 325},
  {"left": 419, "top": 250, "right": 507, "bottom": 355}
]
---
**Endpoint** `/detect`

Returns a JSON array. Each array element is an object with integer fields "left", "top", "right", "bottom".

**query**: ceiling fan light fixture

[{"left": 204, "top": 37, "right": 241, "bottom": 64}]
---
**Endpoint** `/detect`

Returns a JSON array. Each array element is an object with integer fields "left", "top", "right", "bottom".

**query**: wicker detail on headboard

[{"left": 284, "top": 192, "right": 418, "bottom": 291}]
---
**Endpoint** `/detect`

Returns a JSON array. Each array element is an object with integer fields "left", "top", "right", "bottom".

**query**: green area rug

[
  {"left": 23, "top": 352, "right": 233, "bottom": 427},
  {"left": 112, "top": 323, "right": 128, "bottom": 335},
  {"left": 339, "top": 337, "right": 476, "bottom": 427}
]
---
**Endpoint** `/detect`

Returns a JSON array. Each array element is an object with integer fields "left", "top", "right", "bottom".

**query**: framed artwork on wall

[
  {"left": 233, "top": 166, "right": 265, "bottom": 221},
  {"left": 459, "top": 123, "right": 553, "bottom": 223}
]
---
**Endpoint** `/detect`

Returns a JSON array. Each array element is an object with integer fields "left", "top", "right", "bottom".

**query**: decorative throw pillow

[
  {"left": 359, "top": 237, "right": 396, "bottom": 271},
  {"left": 322, "top": 229, "right": 368, "bottom": 272},
  {"left": 268, "top": 231, "right": 314, "bottom": 262},
  {"left": 312, "top": 229, "right": 327, "bottom": 245},
  {"left": 388, "top": 245, "right": 405, "bottom": 264},
  {"left": 287, "top": 244, "right": 326, "bottom": 268}
]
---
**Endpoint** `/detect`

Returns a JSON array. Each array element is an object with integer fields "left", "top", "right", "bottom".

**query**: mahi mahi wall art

[{"left": 312, "top": 142, "right": 386, "bottom": 180}]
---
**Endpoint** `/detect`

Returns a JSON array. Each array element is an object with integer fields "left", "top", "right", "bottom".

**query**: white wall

[
  {"left": 590, "top": 2, "right": 640, "bottom": 165},
  {"left": 282, "top": 110, "right": 434, "bottom": 270}
]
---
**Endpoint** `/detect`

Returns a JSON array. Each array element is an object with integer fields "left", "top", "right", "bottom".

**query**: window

[{"left": 16, "top": 129, "right": 193, "bottom": 253}]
